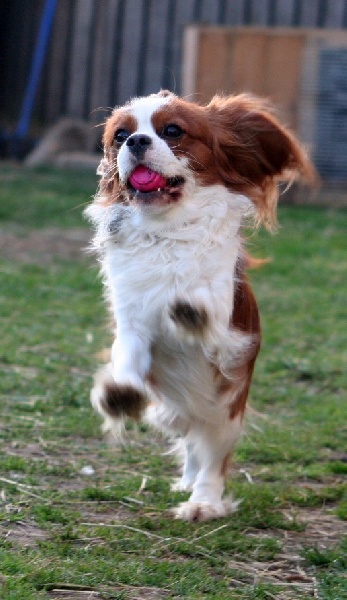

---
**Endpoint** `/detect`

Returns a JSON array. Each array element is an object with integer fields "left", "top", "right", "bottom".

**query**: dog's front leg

[
  {"left": 167, "top": 281, "right": 227, "bottom": 342},
  {"left": 111, "top": 324, "right": 151, "bottom": 392},
  {"left": 171, "top": 260, "right": 235, "bottom": 334},
  {"left": 91, "top": 323, "right": 151, "bottom": 423},
  {"left": 167, "top": 280, "right": 249, "bottom": 366}
]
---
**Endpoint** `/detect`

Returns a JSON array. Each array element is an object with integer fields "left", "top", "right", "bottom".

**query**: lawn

[{"left": 0, "top": 163, "right": 346, "bottom": 600}]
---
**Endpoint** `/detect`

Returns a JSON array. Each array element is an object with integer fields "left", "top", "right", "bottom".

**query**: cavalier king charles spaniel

[{"left": 85, "top": 91, "right": 315, "bottom": 522}]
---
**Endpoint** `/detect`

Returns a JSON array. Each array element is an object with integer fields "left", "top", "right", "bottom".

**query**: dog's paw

[
  {"left": 91, "top": 367, "right": 147, "bottom": 421},
  {"left": 172, "top": 499, "right": 239, "bottom": 522},
  {"left": 102, "top": 383, "right": 147, "bottom": 420},
  {"left": 168, "top": 300, "right": 208, "bottom": 343}
]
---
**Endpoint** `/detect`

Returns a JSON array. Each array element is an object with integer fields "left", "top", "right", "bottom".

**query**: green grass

[
  {"left": 0, "top": 164, "right": 96, "bottom": 227},
  {"left": 0, "top": 163, "right": 346, "bottom": 599}
]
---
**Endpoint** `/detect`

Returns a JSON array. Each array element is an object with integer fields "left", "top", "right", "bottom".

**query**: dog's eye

[
  {"left": 114, "top": 129, "right": 130, "bottom": 145},
  {"left": 162, "top": 124, "right": 184, "bottom": 139}
]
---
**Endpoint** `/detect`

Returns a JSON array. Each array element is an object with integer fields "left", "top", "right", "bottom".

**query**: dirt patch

[
  {"left": 80, "top": 504, "right": 135, "bottom": 524},
  {"left": 280, "top": 506, "right": 346, "bottom": 551},
  {"left": 47, "top": 585, "right": 171, "bottom": 599},
  {"left": 0, "top": 227, "right": 91, "bottom": 264},
  {"left": 0, "top": 520, "right": 48, "bottom": 547},
  {"left": 229, "top": 508, "right": 346, "bottom": 598},
  {"left": 48, "top": 592, "right": 101, "bottom": 599}
]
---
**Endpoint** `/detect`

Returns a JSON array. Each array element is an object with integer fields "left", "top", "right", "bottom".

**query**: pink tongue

[{"left": 129, "top": 165, "right": 167, "bottom": 192}]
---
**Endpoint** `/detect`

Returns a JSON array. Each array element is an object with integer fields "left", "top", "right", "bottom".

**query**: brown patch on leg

[
  {"left": 169, "top": 300, "right": 208, "bottom": 333},
  {"left": 101, "top": 382, "right": 147, "bottom": 420},
  {"left": 229, "top": 274, "right": 261, "bottom": 418},
  {"left": 213, "top": 270, "right": 261, "bottom": 420}
]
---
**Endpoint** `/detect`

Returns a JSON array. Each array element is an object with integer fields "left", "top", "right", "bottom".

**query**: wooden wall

[
  {"left": 183, "top": 28, "right": 304, "bottom": 128},
  {"left": 1, "top": 0, "right": 347, "bottom": 130},
  {"left": 182, "top": 27, "right": 347, "bottom": 179}
]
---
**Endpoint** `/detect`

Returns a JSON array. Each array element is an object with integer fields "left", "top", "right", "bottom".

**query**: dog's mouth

[{"left": 127, "top": 165, "right": 185, "bottom": 207}]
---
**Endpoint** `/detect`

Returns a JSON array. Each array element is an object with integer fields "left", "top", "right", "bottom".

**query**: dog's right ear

[
  {"left": 96, "top": 155, "right": 116, "bottom": 197},
  {"left": 96, "top": 116, "right": 121, "bottom": 200},
  {"left": 97, "top": 157, "right": 110, "bottom": 179},
  {"left": 94, "top": 115, "right": 119, "bottom": 197}
]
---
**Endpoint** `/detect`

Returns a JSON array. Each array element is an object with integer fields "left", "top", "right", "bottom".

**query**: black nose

[{"left": 126, "top": 134, "right": 152, "bottom": 158}]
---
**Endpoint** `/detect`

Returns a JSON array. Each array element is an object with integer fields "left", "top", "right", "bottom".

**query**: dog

[{"left": 85, "top": 90, "right": 315, "bottom": 522}]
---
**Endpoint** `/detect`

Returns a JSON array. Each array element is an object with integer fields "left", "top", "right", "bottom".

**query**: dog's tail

[{"left": 244, "top": 251, "right": 270, "bottom": 270}]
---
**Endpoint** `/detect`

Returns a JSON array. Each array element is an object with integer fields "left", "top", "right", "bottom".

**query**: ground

[
  {"left": 0, "top": 227, "right": 91, "bottom": 264},
  {"left": 0, "top": 164, "right": 346, "bottom": 600}
]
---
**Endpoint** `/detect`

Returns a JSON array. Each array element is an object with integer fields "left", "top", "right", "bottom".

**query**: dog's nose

[{"left": 126, "top": 134, "right": 152, "bottom": 157}]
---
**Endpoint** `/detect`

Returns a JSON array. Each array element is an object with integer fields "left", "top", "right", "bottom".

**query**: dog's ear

[
  {"left": 95, "top": 119, "right": 121, "bottom": 201},
  {"left": 96, "top": 157, "right": 110, "bottom": 180},
  {"left": 206, "top": 94, "right": 317, "bottom": 228},
  {"left": 96, "top": 154, "right": 118, "bottom": 199}
]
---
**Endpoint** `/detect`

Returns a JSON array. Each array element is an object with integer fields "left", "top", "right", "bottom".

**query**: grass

[{"left": 0, "top": 162, "right": 346, "bottom": 599}]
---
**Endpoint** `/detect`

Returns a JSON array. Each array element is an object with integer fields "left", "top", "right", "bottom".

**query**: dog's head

[{"left": 98, "top": 90, "right": 315, "bottom": 228}]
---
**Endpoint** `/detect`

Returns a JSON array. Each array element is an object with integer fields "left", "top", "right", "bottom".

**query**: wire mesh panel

[{"left": 315, "top": 48, "right": 347, "bottom": 180}]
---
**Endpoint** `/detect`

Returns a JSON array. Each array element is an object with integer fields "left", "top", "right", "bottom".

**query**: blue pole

[{"left": 15, "top": 0, "right": 57, "bottom": 139}]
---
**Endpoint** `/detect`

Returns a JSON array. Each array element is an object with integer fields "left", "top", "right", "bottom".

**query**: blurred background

[{"left": 1, "top": 0, "right": 347, "bottom": 182}]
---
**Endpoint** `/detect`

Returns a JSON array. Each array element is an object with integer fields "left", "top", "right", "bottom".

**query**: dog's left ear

[{"left": 206, "top": 94, "right": 317, "bottom": 228}]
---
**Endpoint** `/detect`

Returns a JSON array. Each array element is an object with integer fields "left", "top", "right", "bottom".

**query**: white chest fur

[
  {"left": 87, "top": 186, "right": 252, "bottom": 422},
  {"left": 99, "top": 188, "right": 250, "bottom": 315}
]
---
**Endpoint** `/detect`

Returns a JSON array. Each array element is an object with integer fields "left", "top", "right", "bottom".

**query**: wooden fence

[{"left": 1, "top": 0, "right": 347, "bottom": 130}]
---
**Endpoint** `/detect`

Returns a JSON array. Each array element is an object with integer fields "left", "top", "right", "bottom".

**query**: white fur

[
  {"left": 169, "top": 416, "right": 243, "bottom": 521},
  {"left": 85, "top": 95, "right": 255, "bottom": 521}
]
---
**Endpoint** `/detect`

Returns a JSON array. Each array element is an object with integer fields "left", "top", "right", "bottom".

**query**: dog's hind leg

[
  {"left": 171, "top": 439, "right": 201, "bottom": 492},
  {"left": 172, "top": 417, "right": 242, "bottom": 522}
]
